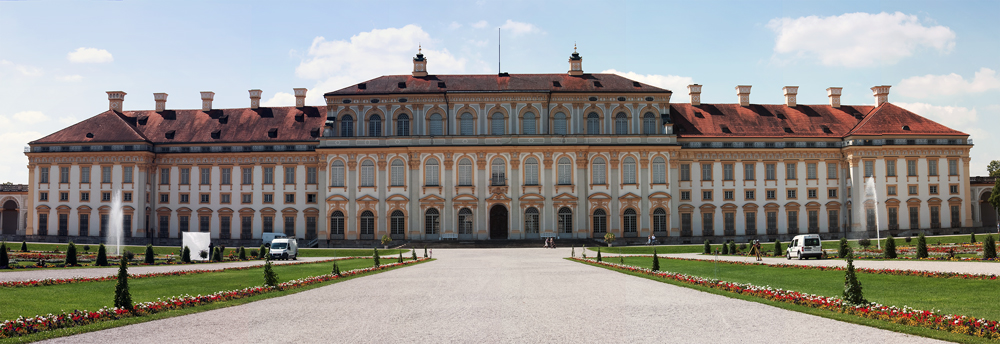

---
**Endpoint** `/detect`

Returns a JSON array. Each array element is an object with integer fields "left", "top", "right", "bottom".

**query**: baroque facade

[{"left": 22, "top": 49, "right": 974, "bottom": 244}]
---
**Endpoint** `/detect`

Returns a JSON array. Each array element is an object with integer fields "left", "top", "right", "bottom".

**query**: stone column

[
  {"left": 408, "top": 152, "right": 422, "bottom": 239},
  {"left": 318, "top": 160, "right": 329, "bottom": 243},
  {"left": 575, "top": 152, "right": 589, "bottom": 239},
  {"left": 476, "top": 154, "right": 487, "bottom": 239},
  {"left": 668, "top": 159, "right": 679, "bottom": 236},
  {"left": 25, "top": 163, "right": 35, "bottom": 235},
  {"left": 443, "top": 153, "right": 455, "bottom": 237},
  {"left": 609, "top": 152, "right": 620, "bottom": 236},
  {"left": 510, "top": 153, "right": 522, "bottom": 239},
  {"left": 377, "top": 156, "right": 387, "bottom": 238},
  {"left": 347, "top": 157, "right": 357, "bottom": 239},
  {"left": 543, "top": 153, "right": 555, "bottom": 234},
  {"left": 639, "top": 152, "right": 650, "bottom": 236},
  {"left": 963, "top": 157, "right": 974, "bottom": 227},
  {"left": 849, "top": 156, "right": 863, "bottom": 235}
]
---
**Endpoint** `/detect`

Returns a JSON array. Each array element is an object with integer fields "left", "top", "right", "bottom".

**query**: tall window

[
  {"left": 928, "top": 160, "right": 939, "bottom": 176},
  {"left": 429, "top": 114, "right": 443, "bottom": 136},
  {"left": 723, "top": 164, "right": 734, "bottom": 181},
  {"left": 263, "top": 167, "right": 274, "bottom": 184},
  {"left": 391, "top": 159, "right": 405, "bottom": 186},
  {"left": 553, "top": 113, "right": 567, "bottom": 135},
  {"left": 307, "top": 167, "right": 317, "bottom": 184},
  {"left": 680, "top": 164, "right": 690, "bottom": 181},
  {"left": 221, "top": 167, "right": 231, "bottom": 185},
  {"left": 701, "top": 163, "right": 712, "bottom": 181},
  {"left": 681, "top": 213, "right": 691, "bottom": 236},
  {"left": 643, "top": 112, "right": 656, "bottom": 134},
  {"left": 262, "top": 216, "right": 273, "bottom": 233},
  {"left": 614, "top": 113, "right": 628, "bottom": 135},
  {"left": 745, "top": 212, "right": 756, "bottom": 235},
  {"left": 930, "top": 205, "right": 940, "bottom": 225},
  {"left": 827, "top": 163, "right": 838, "bottom": 179},
  {"left": 491, "top": 158, "right": 506, "bottom": 186},
  {"left": 220, "top": 216, "right": 231, "bottom": 239},
  {"left": 622, "top": 157, "right": 636, "bottom": 184},
  {"left": 558, "top": 157, "right": 571, "bottom": 185},
  {"left": 176, "top": 215, "right": 185, "bottom": 233},
  {"left": 458, "top": 158, "right": 472, "bottom": 186},
  {"left": 587, "top": 113, "right": 600, "bottom": 134},
  {"left": 653, "top": 208, "right": 667, "bottom": 233},
  {"left": 38, "top": 213, "right": 48, "bottom": 236},
  {"left": 458, "top": 208, "right": 473, "bottom": 234},
  {"left": 123, "top": 166, "right": 134, "bottom": 183},
  {"left": 525, "top": 207, "right": 539, "bottom": 233},
  {"left": 360, "top": 161, "right": 374, "bottom": 187},
  {"left": 81, "top": 166, "right": 91, "bottom": 183},
  {"left": 330, "top": 161, "right": 344, "bottom": 187},
  {"left": 391, "top": 210, "right": 405, "bottom": 235},
  {"left": 829, "top": 210, "right": 840, "bottom": 231},
  {"left": 524, "top": 158, "right": 539, "bottom": 185},
  {"left": 340, "top": 115, "right": 354, "bottom": 137},
  {"left": 623, "top": 208, "right": 637, "bottom": 233},
  {"left": 241, "top": 216, "right": 252, "bottom": 239},
  {"left": 330, "top": 211, "right": 344, "bottom": 235},
  {"left": 283, "top": 215, "right": 295, "bottom": 236},
  {"left": 907, "top": 160, "right": 917, "bottom": 176},
  {"left": 702, "top": 212, "right": 714, "bottom": 236},
  {"left": 425, "top": 208, "right": 439, "bottom": 234},
  {"left": 766, "top": 163, "right": 776, "bottom": 180},
  {"left": 200, "top": 167, "right": 211, "bottom": 185},
  {"left": 788, "top": 211, "right": 799, "bottom": 232},
  {"left": 523, "top": 112, "right": 536, "bottom": 135},
  {"left": 951, "top": 205, "right": 961, "bottom": 226},
  {"left": 284, "top": 166, "right": 296, "bottom": 184},
  {"left": 724, "top": 212, "right": 735, "bottom": 235},
  {"left": 122, "top": 214, "right": 132, "bottom": 237},
  {"left": 592, "top": 157, "right": 606, "bottom": 184},
  {"left": 744, "top": 163, "right": 755, "bottom": 180},
  {"left": 767, "top": 211, "right": 777, "bottom": 233},
  {"left": 491, "top": 113, "right": 505, "bottom": 135},
  {"left": 886, "top": 160, "right": 897, "bottom": 177},
  {"left": 652, "top": 157, "right": 666, "bottom": 184},
  {"left": 786, "top": 163, "right": 797, "bottom": 179},
  {"left": 396, "top": 114, "right": 410, "bottom": 136},
  {"left": 592, "top": 209, "right": 607, "bottom": 233},
  {"left": 180, "top": 168, "right": 190, "bottom": 185},
  {"left": 242, "top": 167, "right": 252, "bottom": 184},
  {"left": 909, "top": 206, "right": 919, "bottom": 229},
  {"left": 40, "top": 167, "right": 49, "bottom": 184},
  {"left": 808, "top": 210, "right": 819, "bottom": 231},
  {"left": 159, "top": 168, "right": 169, "bottom": 185},
  {"left": 79, "top": 214, "right": 90, "bottom": 237},
  {"left": 199, "top": 215, "right": 210, "bottom": 232},
  {"left": 864, "top": 160, "right": 874, "bottom": 177},
  {"left": 359, "top": 211, "right": 374, "bottom": 235},
  {"left": 102, "top": 166, "right": 112, "bottom": 183},
  {"left": 807, "top": 163, "right": 817, "bottom": 179},
  {"left": 949, "top": 159, "right": 958, "bottom": 176},
  {"left": 558, "top": 207, "right": 573, "bottom": 233},
  {"left": 461, "top": 113, "right": 474, "bottom": 135},
  {"left": 368, "top": 114, "right": 382, "bottom": 137},
  {"left": 425, "top": 159, "right": 439, "bottom": 186}
]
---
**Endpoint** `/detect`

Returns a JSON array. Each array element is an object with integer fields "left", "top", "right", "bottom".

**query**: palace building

[{"left": 19, "top": 49, "right": 976, "bottom": 245}]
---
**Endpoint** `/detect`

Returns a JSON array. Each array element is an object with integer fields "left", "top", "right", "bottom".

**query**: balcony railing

[
  {"left": 0, "top": 184, "right": 28, "bottom": 192},
  {"left": 491, "top": 173, "right": 506, "bottom": 186}
]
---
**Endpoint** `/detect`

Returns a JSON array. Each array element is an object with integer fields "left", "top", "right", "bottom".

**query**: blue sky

[{"left": 1, "top": 0, "right": 998, "bottom": 182}]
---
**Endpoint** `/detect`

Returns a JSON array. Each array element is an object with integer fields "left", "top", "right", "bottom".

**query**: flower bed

[
  {"left": 574, "top": 258, "right": 1000, "bottom": 340},
  {"left": 648, "top": 255, "right": 999, "bottom": 281},
  {"left": 0, "top": 258, "right": 428, "bottom": 339}
]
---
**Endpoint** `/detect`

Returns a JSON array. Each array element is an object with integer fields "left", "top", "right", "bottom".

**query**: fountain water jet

[
  {"left": 106, "top": 189, "right": 123, "bottom": 256},
  {"left": 864, "top": 177, "right": 881, "bottom": 249}
]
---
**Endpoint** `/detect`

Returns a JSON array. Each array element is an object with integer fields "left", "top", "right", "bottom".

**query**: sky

[{"left": 1, "top": 0, "right": 998, "bottom": 183}]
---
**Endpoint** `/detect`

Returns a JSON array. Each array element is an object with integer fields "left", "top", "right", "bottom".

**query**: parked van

[
  {"left": 262, "top": 233, "right": 287, "bottom": 245},
  {"left": 786, "top": 234, "right": 823, "bottom": 260},
  {"left": 269, "top": 238, "right": 298, "bottom": 260}
]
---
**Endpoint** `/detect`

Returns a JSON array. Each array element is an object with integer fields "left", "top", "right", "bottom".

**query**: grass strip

[{"left": 582, "top": 233, "right": 1000, "bottom": 255}]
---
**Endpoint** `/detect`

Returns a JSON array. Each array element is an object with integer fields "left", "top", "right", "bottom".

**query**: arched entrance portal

[
  {"left": 489, "top": 204, "right": 508, "bottom": 239},
  {"left": 2, "top": 200, "right": 18, "bottom": 235}
]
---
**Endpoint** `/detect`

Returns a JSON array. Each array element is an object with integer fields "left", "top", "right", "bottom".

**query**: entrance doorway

[
  {"left": 2, "top": 200, "right": 17, "bottom": 235},
  {"left": 489, "top": 204, "right": 508, "bottom": 239}
]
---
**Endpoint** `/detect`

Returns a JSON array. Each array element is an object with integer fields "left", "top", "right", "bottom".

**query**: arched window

[
  {"left": 587, "top": 113, "right": 600, "bottom": 134},
  {"left": 390, "top": 159, "right": 405, "bottom": 186},
  {"left": 593, "top": 209, "right": 607, "bottom": 233},
  {"left": 360, "top": 160, "right": 375, "bottom": 187},
  {"left": 360, "top": 210, "right": 374, "bottom": 235},
  {"left": 458, "top": 208, "right": 473, "bottom": 234},
  {"left": 652, "top": 157, "right": 666, "bottom": 184},
  {"left": 369, "top": 114, "right": 382, "bottom": 137},
  {"left": 458, "top": 158, "right": 472, "bottom": 186},
  {"left": 524, "top": 157, "right": 539, "bottom": 185},
  {"left": 623, "top": 157, "right": 637, "bottom": 184},
  {"left": 525, "top": 207, "right": 539, "bottom": 233},
  {"left": 592, "top": 157, "right": 606, "bottom": 185},
  {"left": 623, "top": 208, "right": 637, "bottom": 233},
  {"left": 340, "top": 115, "right": 354, "bottom": 137},
  {"left": 330, "top": 210, "right": 344, "bottom": 235},
  {"left": 425, "top": 208, "right": 439, "bottom": 234},
  {"left": 425, "top": 159, "right": 439, "bottom": 186},
  {"left": 653, "top": 208, "right": 667, "bottom": 233},
  {"left": 523, "top": 112, "right": 536, "bottom": 135},
  {"left": 491, "top": 113, "right": 505, "bottom": 135},
  {"left": 553, "top": 112, "right": 567, "bottom": 135},
  {"left": 330, "top": 161, "right": 345, "bottom": 187},
  {"left": 558, "top": 207, "right": 573, "bottom": 233},
  {"left": 558, "top": 157, "right": 571, "bottom": 185},
  {"left": 491, "top": 157, "right": 506, "bottom": 186},
  {"left": 390, "top": 210, "right": 405, "bottom": 235},
  {"left": 643, "top": 112, "right": 657, "bottom": 134},
  {"left": 615, "top": 112, "right": 628, "bottom": 135},
  {"left": 461, "top": 113, "right": 474, "bottom": 135},
  {"left": 396, "top": 114, "right": 410, "bottom": 136},
  {"left": 429, "top": 113, "right": 443, "bottom": 136}
]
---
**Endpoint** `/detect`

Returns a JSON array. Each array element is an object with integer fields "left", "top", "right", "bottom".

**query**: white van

[
  {"left": 262, "top": 233, "right": 287, "bottom": 245},
  {"left": 786, "top": 234, "right": 823, "bottom": 260},
  {"left": 269, "top": 238, "right": 298, "bottom": 260}
]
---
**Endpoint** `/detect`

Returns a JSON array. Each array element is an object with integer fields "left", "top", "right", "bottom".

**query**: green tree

[
  {"left": 970, "top": 232, "right": 977, "bottom": 244},
  {"left": 703, "top": 240, "right": 711, "bottom": 254},
  {"left": 114, "top": 257, "right": 133, "bottom": 310},
  {"left": 96, "top": 243, "right": 109, "bottom": 266},
  {"left": 838, "top": 237, "right": 849, "bottom": 258},
  {"left": 773, "top": 240, "right": 783, "bottom": 257},
  {"left": 983, "top": 235, "right": 997, "bottom": 259},
  {"left": 651, "top": 249, "right": 660, "bottom": 271},
  {"left": 721, "top": 242, "right": 729, "bottom": 255},
  {"left": 263, "top": 256, "right": 279, "bottom": 289},
  {"left": 65, "top": 242, "right": 78, "bottom": 266},
  {"left": 238, "top": 246, "right": 247, "bottom": 260},
  {"left": 424, "top": 246, "right": 428, "bottom": 258},
  {"left": 988, "top": 160, "right": 1000, "bottom": 177},
  {"left": 182, "top": 246, "right": 191, "bottom": 263},
  {"left": 842, "top": 249, "right": 868, "bottom": 306},
  {"left": 989, "top": 160, "right": 1000, "bottom": 232},
  {"left": 596, "top": 247, "right": 602, "bottom": 262},
  {"left": 412, "top": 249, "right": 417, "bottom": 260},
  {"left": 259, "top": 244, "right": 267, "bottom": 260},
  {"left": 332, "top": 260, "right": 342, "bottom": 277},
  {"left": 144, "top": 244, "right": 155, "bottom": 264},
  {"left": 20, "top": 241, "right": 28, "bottom": 252},
  {"left": 0, "top": 242, "right": 9, "bottom": 268},
  {"left": 728, "top": 241, "right": 737, "bottom": 255},
  {"left": 373, "top": 247, "right": 380, "bottom": 267},
  {"left": 398, "top": 252, "right": 403, "bottom": 263},
  {"left": 883, "top": 235, "right": 897, "bottom": 259},
  {"left": 916, "top": 233, "right": 928, "bottom": 258},
  {"left": 212, "top": 247, "right": 222, "bottom": 262}
]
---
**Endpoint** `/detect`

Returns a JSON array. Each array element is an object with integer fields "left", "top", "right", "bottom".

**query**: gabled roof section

[
  {"left": 31, "top": 110, "right": 148, "bottom": 144},
  {"left": 670, "top": 103, "right": 874, "bottom": 138},
  {"left": 325, "top": 73, "right": 670, "bottom": 96},
  {"left": 127, "top": 106, "right": 324, "bottom": 144},
  {"left": 845, "top": 103, "right": 967, "bottom": 137}
]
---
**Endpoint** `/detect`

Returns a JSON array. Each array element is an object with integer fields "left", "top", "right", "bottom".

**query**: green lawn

[
  {"left": 821, "top": 233, "right": 999, "bottom": 250},
  {"left": 297, "top": 248, "right": 410, "bottom": 257},
  {"left": 584, "top": 244, "right": 703, "bottom": 254},
  {"left": 610, "top": 255, "right": 1000, "bottom": 321},
  {"left": 0, "top": 257, "right": 409, "bottom": 321}
]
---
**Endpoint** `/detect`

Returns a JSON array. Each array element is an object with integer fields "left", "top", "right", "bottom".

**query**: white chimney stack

[
  {"left": 687, "top": 84, "right": 702, "bottom": 106},
  {"left": 293, "top": 88, "right": 307, "bottom": 107},
  {"left": 153, "top": 93, "right": 168, "bottom": 112},
  {"left": 200, "top": 91, "right": 215, "bottom": 111},
  {"left": 736, "top": 85, "right": 751, "bottom": 107},
  {"left": 871, "top": 85, "right": 891, "bottom": 106},
  {"left": 827, "top": 87, "right": 843, "bottom": 108},
  {"left": 107, "top": 91, "right": 126, "bottom": 111},
  {"left": 249, "top": 89, "right": 262, "bottom": 109},
  {"left": 782, "top": 86, "right": 798, "bottom": 107}
]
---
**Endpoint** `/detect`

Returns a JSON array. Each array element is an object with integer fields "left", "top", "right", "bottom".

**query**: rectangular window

[
  {"left": 950, "top": 185, "right": 959, "bottom": 194},
  {"left": 122, "top": 166, "right": 133, "bottom": 183},
  {"left": 828, "top": 210, "right": 839, "bottom": 230},
  {"left": 241, "top": 216, "right": 252, "bottom": 238},
  {"left": 180, "top": 168, "right": 190, "bottom": 185},
  {"left": 102, "top": 166, "right": 112, "bottom": 183},
  {"left": 200, "top": 215, "right": 210, "bottom": 232},
  {"left": 524, "top": 161, "right": 538, "bottom": 185},
  {"left": 652, "top": 160, "right": 666, "bottom": 184},
  {"left": 767, "top": 211, "right": 777, "bottom": 232},
  {"left": 766, "top": 189, "right": 776, "bottom": 200},
  {"left": 724, "top": 212, "right": 735, "bottom": 234},
  {"left": 680, "top": 191, "right": 691, "bottom": 201},
  {"left": 285, "top": 193, "right": 295, "bottom": 204},
  {"left": 558, "top": 160, "right": 571, "bottom": 185},
  {"left": 307, "top": 193, "right": 317, "bottom": 203},
  {"left": 200, "top": 167, "right": 211, "bottom": 185},
  {"left": 221, "top": 168, "right": 231, "bottom": 185},
  {"left": 122, "top": 214, "right": 131, "bottom": 235},
  {"left": 200, "top": 194, "right": 210, "bottom": 203},
  {"left": 263, "top": 193, "right": 273, "bottom": 203},
  {"left": 907, "top": 160, "right": 917, "bottom": 176},
  {"left": 702, "top": 212, "right": 714, "bottom": 236},
  {"left": 307, "top": 167, "right": 317, "bottom": 184},
  {"left": 58, "top": 213, "right": 68, "bottom": 236},
  {"left": 745, "top": 190, "right": 755, "bottom": 200},
  {"left": 929, "top": 185, "right": 939, "bottom": 195},
  {"left": 285, "top": 166, "right": 295, "bottom": 184},
  {"left": 808, "top": 210, "right": 818, "bottom": 230},
  {"left": 702, "top": 190, "right": 712, "bottom": 201},
  {"left": 680, "top": 164, "right": 691, "bottom": 181},
  {"left": 221, "top": 193, "right": 231, "bottom": 204},
  {"left": 81, "top": 192, "right": 90, "bottom": 202},
  {"left": 928, "top": 159, "right": 938, "bottom": 176},
  {"left": 864, "top": 160, "right": 874, "bottom": 178},
  {"left": 909, "top": 206, "right": 919, "bottom": 229},
  {"left": 59, "top": 192, "right": 69, "bottom": 201},
  {"left": 827, "top": 162, "right": 837, "bottom": 179},
  {"left": 786, "top": 162, "right": 797, "bottom": 180},
  {"left": 701, "top": 163, "right": 712, "bottom": 181},
  {"left": 886, "top": 159, "right": 896, "bottom": 177},
  {"left": 948, "top": 159, "right": 958, "bottom": 176},
  {"left": 908, "top": 185, "right": 918, "bottom": 195},
  {"left": 81, "top": 166, "right": 91, "bottom": 183},
  {"left": 828, "top": 189, "right": 837, "bottom": 198},
  {"left": 765, "top": 163, "right": 776, "bottom": 180},
  {"left": 807, "top": 163, "right": 817, "bottom": 179},
  {"left": 60, "top": 167, "right": 70, "bottom": 183},
  {"left": 887, "top": 185, "right": 897, "bottom": 196},
  {"left": 723, "top": 190, "right": 734, "bottom": 200},
  {"left": 263, "top": 216, "right": 274, "bottom": 233},
  {"left": 951, "top": 205, "right": 961, "bottom": 226},
  {"left": 426, "top": 163, "right": 439, "bottom": 186},
  {"left": 179, "top": 193, "right": 190, "bottom": 203},
  {"left": 39, "top": 192, "right": 48, "bottom": 201},
  {"left": 744, "top": 163, "right": 755, "bottom": 180},
  {"left": 593, "top": 163, "right": 606, "bottom": 185},
  {"left": 681, "top": 213, "right": 692, "bottom": 233},
  {"left": 242, "top": 167, "right": 253, "bottom": 184},
  {"left": 745, "top": 212, "right": 756, "bottom": 234},
  {"left": 807, "top": 189, "right": 817, "bottom": 199},
  {"left": 160, "top": 168, "right": 170, "bottom": 184},
  {"left": 38, "top": 213, "right": 48, "bottom": 234},
  {"left": 123, "top": 192, "right": 132, "bottom": 202},
  {"left": 40, "top": 167, "right": 49, "bottom": 183},
  {"left": 888, "top": 207, "right": 898, "bottom": 228},
  {"left": 284, "top": 216, "right": 295, "bottom": 236},
  {"left": 160, "top": 193, "right": 168, "bottom": 203},
  {"left": 179, "top": 215, "right": 189, "bottom": 232},
  {"left": 220, "top": 216, "right": 231, "bottom": 239},
  {"left": 787, "top": 189, "right": 797, "bottom": 199},
  {"left": 621, "top": 159, "right": 635, "bottom": 184},
  {"left": 263, "top": 167, "right": 274, "bottom": 184},
  {"left": 723, "top": 164, "right": 734, "bottom": 181},
  {"left": 787, "top": 211, "right": 798, "bottom": 231},
  {"left": 930, "top": 206, "right": 940, "bottom": 225},
  {"left": 242, "top": 193, "right": 252, "bottom": 204},
  {"left": 102, "top": 192, "right": 111, "bottom": 202}
]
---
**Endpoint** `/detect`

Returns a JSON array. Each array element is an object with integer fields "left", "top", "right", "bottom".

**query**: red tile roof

[
  {"left": 324, "top": 73, "right": 671, "bottom": 96},
  {"left": 845, "top": 103, "right": 967, "bottom": 136},
  {"left": 670, "top": 103, "right": 875, "bottom": 138},
  {"left": 32, "top": 111, "right": 148, "bottom": 144}
]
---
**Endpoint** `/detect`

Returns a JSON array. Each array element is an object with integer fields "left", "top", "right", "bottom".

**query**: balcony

[{"left": 0, "top": 184, "right": 28, "bottom": 192}]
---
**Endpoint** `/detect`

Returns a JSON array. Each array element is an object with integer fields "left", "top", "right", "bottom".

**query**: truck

[
  {"left": 261, "top": 232, "right": 287, "bottom": 245},
  {"left": 269, "top": 238, "right": 298, "bottom": 260}
]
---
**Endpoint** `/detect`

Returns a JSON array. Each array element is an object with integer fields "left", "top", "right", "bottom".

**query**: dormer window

[
  {"left": 398, "top": 82, "right": 407, "bottom": 89},
  {"left": 593, "top": 81, "right": 603, "bottom": 87},
  {"left": 268, "top": 128, "right": 278, "bottom": 138},
  {"left": 902, "top": 125, "right": 910, "bottom": 131},
  {"left": 165, "top": 130, "right": 175, "bottom": 140},
  {"left": 720, "top": 125, "right": 732, "bottom": 134},
  {"left": 552, "top": 81, "right": 561, "bottom": 87},
  {"left": 632, "top": 81, "right": 641, "bottom": 87},
  {"left": 310, "top": 128, "right": 320, "bottom": 138},
  {"left": 86, "top": 133, "right": 94, "bottom": 138},
  {"left": 822, "top": 126, "right": 833, "bottom": 134},
  {"left": 783, "top": 127, "right": 793, "bottom": 133},
  {"left": 211, "top": 130, "right": 221, "bottom": 139},
  {"left": 357, "top": 83, "right": 366, "bottom": 90},
  {"left": 438, "top": 82, "right": 446, "bottom": 88}
]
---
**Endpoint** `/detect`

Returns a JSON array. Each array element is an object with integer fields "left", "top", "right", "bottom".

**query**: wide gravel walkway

[
  {"left": 666, "top": 252, "right": 1000, "bottom": 275},
  {"left": 42, "top": 248, "right": 943, "bottom": 344},
  {"left": 0, "top": 257, "right": 329, "bottom": 282}
]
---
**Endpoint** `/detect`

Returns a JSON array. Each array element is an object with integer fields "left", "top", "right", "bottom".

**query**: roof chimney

[
  {"left": 412, "top": 45, "right": 427, "bottom": 77},
  {"left": 249, "top": 89, "right": 262, "bottom": 109},
  {"left": 782, "top": 86, "right": 798, "bottom": 107},
  {"left": 293, "top": 88, "right": 307, "bottom": 108},
  {"left": 153, "top": 93, "right": 168, "bottom": 112},
  {"left": 871, "top": 85, "right": 891, "bottom": 106},
  {"left": 200, "top": 91, "right": 215, "bottom": 111},
  {"left": 827, "top": 87, "right": 842, "bottom": 108},
  {"left": 568, "top": 44, "right": 583, "bottom": 76},
  {"left": 736, "top": 85, "right": 751, "bottom": 107},
  {"left": 687, "top": 84, "right": 702, "bottom": 106},
  {"left": 107, "top": 91, "right": 126, "bottom": 111}
]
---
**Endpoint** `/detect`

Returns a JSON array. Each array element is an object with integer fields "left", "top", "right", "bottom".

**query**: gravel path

[
  {"left": 666, "top": 252, "right": 1000, "bottom": 275},
  {"left": 43, "top": 248, "right": 944, "bottom": 344},
  {"left": 0, "top": 258, "right": 329, "bottom": 282}
]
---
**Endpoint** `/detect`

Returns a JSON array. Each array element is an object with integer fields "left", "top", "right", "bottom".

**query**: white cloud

[
  {"left": 895, "top": 102, "right": 993, "bottom": 174},
  {"left": 448, "top": 22, "right": 462, "bottom": 30},
  {"left": 59, "top": 75, "right": 83, "bottom": 82},
  {"left": 468, "top": 39, "right": 489, "bottom": 47},
  {"left": 471, "top": 20, "right": 488, "bottom": 29},
  {"left": 0, "top": 59, "right": 42, "bottom": 77},
  {"left": 600, "top": 69, "right": 693, "bottom": 94},
  {"left": 897, "top": 68, "right": 1000, "bottom": 99},
  {"left": 767, "top": 12, "right": 955, "bottom": 67},
  {"left": 12, "top": 111, "right": 49, "bottom": 124},
  {"left": 500, "top": 19, "right": 540, "bottom": 36},
  {"left": 67, "top": 47, "right": 114, "bottom": 64},
  {"left": 261, "top": 92, "right": 296, "bottom": 107},
  {"left": 0, "top": 130, "right": 42, "bottom": 183}
]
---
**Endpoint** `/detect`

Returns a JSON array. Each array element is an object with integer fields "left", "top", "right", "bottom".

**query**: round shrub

[{"left": 883, "top": 235, "right": 897, "bottom": 259}]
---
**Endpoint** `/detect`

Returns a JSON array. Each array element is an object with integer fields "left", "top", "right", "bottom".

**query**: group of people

[
  {"left": 543, "top": 237, "right": 556, "bottom": 249},
  {"left": 645, "top": 234, "right": 657, "bottom": 245}
]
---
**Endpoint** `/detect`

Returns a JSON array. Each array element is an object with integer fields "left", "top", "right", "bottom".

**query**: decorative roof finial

[
  {"left": 574, "top": 42, "right": 577, "bottom": 53},
  {"left": 419, "top": 43, "right": 422, "bottom": 54}
]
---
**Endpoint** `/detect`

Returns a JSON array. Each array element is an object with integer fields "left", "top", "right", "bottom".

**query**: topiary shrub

[
  {"left": 412, "top": 249, "right": 417, "bottom": 260},
  {"left": 651, "top": 248, "right": 660, "bottom": 271},
  {"left": 83, "top": 245, "right": 91, "bottom": 252},
  {"left": 703, "top": 240, "right": 711, "bottom": 254},
  {"left": 773, "top": 240, "right": 783, "bottom": 257},
  {"left": 259, "top": 244, "right": 267, "bottom": 260},
  {"left": 373, "top": 247, "right": 380, "bottom": 267},
  {"left": 842, "top": 248, "right": 868, "bottom": 306},
  {"left": 858, "top": 238, "right": 871, "bottom": 248},
  {"left": 144, "top": 244, "right": 155, "bottom": 264},
  {"left": 398, "top": 252, "right": 403, "bottom": 263},
  {"left": 263, "top": 256, "right": 279, "bottom": 289},
  {"left": 332, "top": 260, "right": 342, "bottom": 277},
  {"left": 238, "top": 246, "right": 247, "bottom": 260},
  {"left": 424, "top": 246, "right": 428, "bottom": 258},
  {"left": 883, "top": 235, "right": 897, "bottom": 259},
  {"left": 916, "top": 233, "right": 928, "bottom": 258},
  {"left": 971, "top": 232, "right": 977, "bottom": 244},
  {"left": 182, "top": 246, "right": 191, "bottom": 263},
  {"left": 596, "top": 247, "right": 602, "bottom": 262},
  {"left": 66, "top": 242, "right": 78, "bottom": 266},
  {"left": 729, "top": 241, "right": 737, "bottom": 255},
  {"left": 212, "top": 247, "right": 222, "bottom": 262},
  {"left": 838, "top": 237, "right": 849, "bottom": 258},
  {"left": 721, "top": 242, "right": 729, "bottom": 255},
  {"left": 0, "top": 242, "right": 8, "bottom": 268},
  {"left": 20, "top": 241, "right": 28, "bottom": 252},
  {"left": 905, "top": 236, "right": 912, "bottom": 244},
  {"left": 96, "top": 244, "right": 108, "bottom": 266},
  {"left": 983, "top": 235, "right": 997, "bottom": 259},
  {"left": 199, "top": 250, "right": 208, "bottom": 260},
  {"left": 123, "top": 250, "right": 135, "bottom": 261},
  {"left": 114, "top": 257, "right": 133, "bottom": 311}
]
